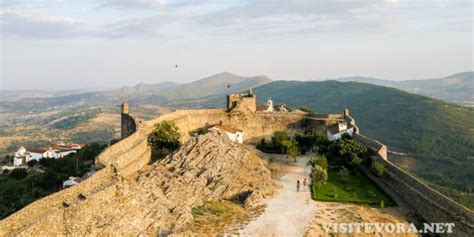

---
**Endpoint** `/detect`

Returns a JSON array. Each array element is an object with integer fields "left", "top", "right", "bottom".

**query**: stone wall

[
  {"left": 357, "top": 134, "right": 474, "bottom": 236},
  {"left": 99, "top": 109, "right": 316, "bottom": 174},
  {"left": 354, "top": 133, "right": 387, "bottom": 160}
]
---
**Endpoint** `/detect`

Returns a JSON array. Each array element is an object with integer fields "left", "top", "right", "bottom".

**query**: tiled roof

[
  {"left": 30, "top": 144, "right": 85, "bottom": 153},
  {"left": 30, "top": 147, "right": 49, "bottom": 153}
]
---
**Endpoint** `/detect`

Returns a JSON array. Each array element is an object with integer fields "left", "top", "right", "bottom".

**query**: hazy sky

[{"left": 1, "top": 0, "right": 473, "bottom": 90}]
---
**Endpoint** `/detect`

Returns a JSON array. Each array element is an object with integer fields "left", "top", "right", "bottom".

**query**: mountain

[
  {"left": 249, "top": 80, "right": 474, "bottom": 207},
  {"left": 133, "top": 81, "right": 181, "bottom": 92},
  {"left": 336, "top": 72, "right": 474, "bottom": 107},
  {"left": 154, "top": 72, "right": 271, "bottom": 101},
  {"left": 0, "top": 72, "right": 271, "bottom": 113}
]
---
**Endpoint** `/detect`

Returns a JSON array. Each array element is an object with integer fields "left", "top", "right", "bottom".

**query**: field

[{"left": 311, "top": 168, "right": 394, "bottom": 206}]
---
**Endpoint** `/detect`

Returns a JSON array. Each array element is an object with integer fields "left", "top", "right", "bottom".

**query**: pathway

[{"left": 237, "top": 157, "right": 317, "bottom": 237}]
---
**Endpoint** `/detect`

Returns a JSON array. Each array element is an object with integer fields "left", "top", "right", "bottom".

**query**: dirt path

[
  {"left": 236, "top": 157, "right": 317, "bottom": 237},
  {"left": 231, "top": 152, "right": 417, "bottom": 237}
]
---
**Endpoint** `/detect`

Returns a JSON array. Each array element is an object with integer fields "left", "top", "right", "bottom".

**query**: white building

[
  {"left": 256, "top": 99, "right": 274, "bottom": 112},
  {"left": 327, "top": 122, "right": 354, "bottom": 141},
  {"left": 63, "top": 177, "right": 80, "bottom": 188},
  {"left": 13, "top": 146, "right": 33, "bottom": 166},
  {"left": 14, "top": 143, "right": 86, "bottom": 166},
  {"left": 209, "top": 125, "right": 244, "bottom": 144}
]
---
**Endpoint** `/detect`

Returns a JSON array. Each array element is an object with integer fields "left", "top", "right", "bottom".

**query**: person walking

[
  {"left": 297, "top": 180, "right": 300, "bottom": 192},
  {"left": 303, "top": 178, "right": 307, "bottom": 192}
]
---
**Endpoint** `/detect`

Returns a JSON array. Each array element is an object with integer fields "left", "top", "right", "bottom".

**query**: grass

[
  {"left": 311, "top": 168, "right": 395, "bottom": 206},
  {"left": 191, "top": 201, "right": 245, "bottom": 223}
]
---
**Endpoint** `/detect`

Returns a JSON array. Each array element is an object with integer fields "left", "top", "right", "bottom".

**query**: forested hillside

[{"left": 252, "top": 80, "right": 474, "bottom": 208}]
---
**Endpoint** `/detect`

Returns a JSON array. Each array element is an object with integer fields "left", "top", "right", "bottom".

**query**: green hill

[{"left": 252, "top": 80, "right": 474, "bottom": 208}]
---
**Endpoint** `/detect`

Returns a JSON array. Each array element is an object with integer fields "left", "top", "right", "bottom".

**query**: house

[
  {"left": 63, "top": 176, "right": 80, "bottom": 188},
  {"left": 209, "top": 125, "right": 244, "bottom": 144},
  {"left": 327, "top": 122, "right": 354, "bottom": 141},
  {"left": 13, "top": 146, "right": 32, "bottom": 166},
  {"left": 256, "top": 99, "right": 274, "bottom": 112},
  {"left": 22, "top": 143, "right": 86, "bottom": 165}
]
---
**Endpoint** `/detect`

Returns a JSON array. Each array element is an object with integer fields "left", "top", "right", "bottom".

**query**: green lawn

[{"left": 312, "top": 168, "right": 395, "bottom": 206}]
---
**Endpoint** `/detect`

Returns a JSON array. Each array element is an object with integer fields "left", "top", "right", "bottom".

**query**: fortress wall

[
  {"left": 0, "top": 109, "right": 330, "bottom": 233},
  {"left": 354, "top": 133, "right": 387, "bottom": 160},
  {"left": 357, "top": 135, "right": 474, "bottom": 236},
  {"left": 0, "top": 168, "right": 115, "bottom": 235}
]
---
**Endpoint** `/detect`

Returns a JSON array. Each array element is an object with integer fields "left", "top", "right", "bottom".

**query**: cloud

[
  {"left": 1, "top": 0, "right": 471, "bottom": 39},
  {"left": 1, "top": 11, "right": 97, "bottom": 39},
  {"left": 102, "top": 0, "right": 167, "bottom": 9}
]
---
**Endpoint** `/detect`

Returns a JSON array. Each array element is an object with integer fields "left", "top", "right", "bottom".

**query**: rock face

[{"left": 0, "top": 131, "right": 275, "bottom": 236}]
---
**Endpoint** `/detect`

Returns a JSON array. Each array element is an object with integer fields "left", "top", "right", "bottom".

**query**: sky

[{"left": 0, "top": 0, "right": 473, "bottom": 90}]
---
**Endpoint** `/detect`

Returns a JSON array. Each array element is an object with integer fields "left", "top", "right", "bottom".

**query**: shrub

[
  {"left": 371, "top": 160, "right": 386, "bottom": 177},
  {"left": 311, "top": 165, "right": 328, "bottom": 189},
  {"left": 196, "top": 126, "right": 209, "bottom": 135},
  {"left": 366, "top": 190, "right": 376, "bottom": 198},
  {"left": 8, "top": 168, "right": 28, "bottom": 180},
  {"left": 147, "top": 120, "right": 181, "bottom": 157},
  {"left": 298, "top": 107, "right": 313, "bottom": 113},
  {"left": 380, "top": 200, "right": 385, "bottom": 209},
  {"left": 314, "top": 155, "right": 328, "bottom": 170},
  {"left": 27, "top": 160, "right": 38, "bottom": 168},
  {"left": 338, "top": 167, "right": 350, "bottom": 183}
]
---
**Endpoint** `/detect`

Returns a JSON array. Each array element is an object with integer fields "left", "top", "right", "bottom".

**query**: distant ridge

[{"left": 335, "top": 71, "right": 474, "bottom": 106}]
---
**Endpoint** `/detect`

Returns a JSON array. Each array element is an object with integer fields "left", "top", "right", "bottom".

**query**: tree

[
  {"left": 311, "top": 165, "right": 328, "bottom": 190},
  {"left": 147, "top": 120, "right": 181, "bottom": 157},
  {"left": 8, "top": 168, "right": 28, "bottom": 180},
  {"left": 331, "top": 139, "right": 368, "bottom": 168},
  {"left": 315, "top": 154, "right": 328, "bottom": 170},
  {"left": 282, "top": 141, "right": 300, "bottom": 163},
  {"left": 27, "top": 160, "right": 38, "bottom": 168},
  {"left": 308, "top": 154, "right": 328, "bottom": 170},
  {"left": 271, "top": 130, "right": 290, "bottom": 153}
]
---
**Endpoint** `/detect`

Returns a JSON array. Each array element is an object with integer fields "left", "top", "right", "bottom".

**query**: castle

[{"left": 1, "top": 90, "right": 472, "bottom": 236}]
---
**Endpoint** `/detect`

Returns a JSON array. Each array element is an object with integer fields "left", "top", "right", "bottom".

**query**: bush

[
  {"left": 338, "top": 166, "right": 350, "bottom": 183},
  {"left": 8, "top": 168, "right": 28, "bottom": 180},
  {"left": 147, "top": 120, "right": 181, "bottom": 157},
  {"left": 27, "top": 160, "right": 38, "bottom": 168},
  {"left": 380, "top": 200, "right": 385, "bottom": 209},
  {"left": 298, "top": 107, "right": 313, "bottom": 113},
  {"left": 371, "top": 160, "right": 386, "bottom": 177},
  {"left": 308, "top": 155, "right": 328, "bottom": 170}
]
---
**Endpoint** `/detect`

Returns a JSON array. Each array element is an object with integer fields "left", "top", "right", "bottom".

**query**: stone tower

[
  {"left": 121, "top": 102, "right": 136, "bottom": 139},
  {"left": 226, "top": 89, "right": 257, "bottom": 112}
]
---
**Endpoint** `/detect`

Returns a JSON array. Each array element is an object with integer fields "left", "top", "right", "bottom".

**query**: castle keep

[{"left": 226, "top": 88, "right": 257, "bottom": 112}]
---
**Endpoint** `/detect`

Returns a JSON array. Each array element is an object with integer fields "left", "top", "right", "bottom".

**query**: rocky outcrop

[{"left": 0, "top": 131, "right": 275, "bottom": 236}]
